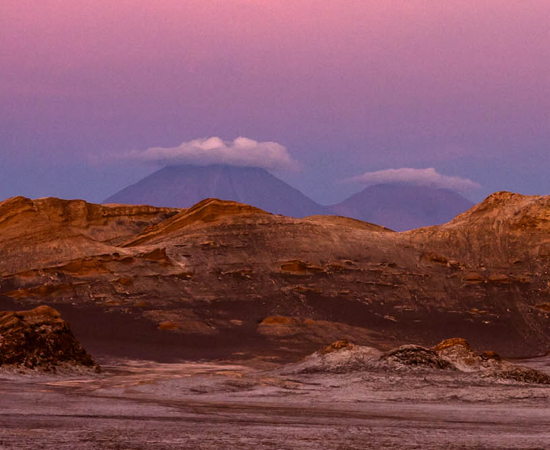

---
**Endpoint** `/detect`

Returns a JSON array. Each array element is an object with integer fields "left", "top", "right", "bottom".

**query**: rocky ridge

[{"left": 1, "top": 192, "right": 550, "bottom": 360}]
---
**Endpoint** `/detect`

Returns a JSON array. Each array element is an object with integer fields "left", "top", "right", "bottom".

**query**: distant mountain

[
  {"left": 330, "top": 184, "right": 474, "bottom": 231},
  {"left": 105, "top": 167, "right": 474, "bottom": 229},
  {"left": 104, "top": 165, "right": 326, "bottom": 218}
]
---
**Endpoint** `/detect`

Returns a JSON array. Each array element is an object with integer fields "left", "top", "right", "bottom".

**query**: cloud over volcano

[
  {"left": 124, "top": 137, "right": 298, "bottom": 172},
  {"left": 346, "top": 168, "right": 481, "bottom": 192}
]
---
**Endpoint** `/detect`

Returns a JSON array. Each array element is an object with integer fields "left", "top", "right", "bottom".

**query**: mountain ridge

[
  {"left": 104, "top": 164, "right": 474, "bottom": 230},
  {"left": 2, "top": 191, "right": 550, "bottom": 360}
]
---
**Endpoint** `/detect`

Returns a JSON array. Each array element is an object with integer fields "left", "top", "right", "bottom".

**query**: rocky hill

[{"left": 1, "top": 192, "right": 550, "bottom": 361}]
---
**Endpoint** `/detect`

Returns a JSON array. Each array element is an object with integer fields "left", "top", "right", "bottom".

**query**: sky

[{"left": 1, "top": 0, "right": 549, "bottom": 205}]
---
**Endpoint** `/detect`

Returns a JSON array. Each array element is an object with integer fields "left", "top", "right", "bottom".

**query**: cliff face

[
  {"left": 1, "top": 193, "right": 550, "bottom": 360},
  {"left": 0, "top": 196, "right": 177, "bottom": 274}
]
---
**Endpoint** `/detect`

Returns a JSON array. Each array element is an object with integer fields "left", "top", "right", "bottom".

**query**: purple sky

[{"left": 1, "top": 0, "right": 549, "bottom": 204}]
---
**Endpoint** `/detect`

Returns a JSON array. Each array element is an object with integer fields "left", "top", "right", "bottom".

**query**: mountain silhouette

[
  {"left": 105, "top": 165, "right": 326, "bottom": 218},
  {"left": 329, "top": 184, "right": 474, "bottom": 231}
]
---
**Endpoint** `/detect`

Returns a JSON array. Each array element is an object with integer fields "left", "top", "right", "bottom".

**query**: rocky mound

[
  {"left": 408, "top": 191, "right": 550, "bottom": 263},
  {"left": 288, "top": 338, "right": 550, "bottom": 384},
  {"left": 432, "top": 338, "right": 488, "bottom": 372},
  {"left": 291, "top": 339, "right": 383, "bottom": 374},
  {"left": 0, "top": 306, "right": 99, "bottom": 373}
]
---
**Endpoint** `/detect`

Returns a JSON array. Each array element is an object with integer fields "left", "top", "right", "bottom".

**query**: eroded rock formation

[
  {"left": 0, "top": 305, "right": 99, "bottom": 372},
  {"left": 290, "top": 338, "right": 550, "bottom": 384}
]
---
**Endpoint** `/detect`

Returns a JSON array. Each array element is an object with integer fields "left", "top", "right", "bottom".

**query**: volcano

[
  {"left": 105, "top": 165, "right": 326, "bottom": 218},
  {"left": 330, "top": 184, "right": 474, "bottom": 231}
]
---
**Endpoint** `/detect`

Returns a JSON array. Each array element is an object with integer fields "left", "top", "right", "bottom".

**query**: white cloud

[
  {"left": 123, "top": 137, "right": 298, "bottom": 171},
  {"left": 346, "top": 167, "right": 481, "bottom": 192}
]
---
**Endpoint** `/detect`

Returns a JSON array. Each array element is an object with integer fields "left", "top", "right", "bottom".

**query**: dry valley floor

[{"left": 1, "top": 357, "right": 550, "bottom": 449}]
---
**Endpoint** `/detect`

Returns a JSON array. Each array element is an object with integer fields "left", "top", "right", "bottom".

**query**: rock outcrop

[
  {"left": 125, "top": 198, "right": 269, "bottom": 246},
  {"left": 288, "top": 338, "right": 550, "bottom": 384},
  {"left": 384, "top": 344, "right": 453, "bottom": 370},
  {"left": 0, "top": 305, "right": 99, "bottom": 373},
  {"left": 291, "top": 340, "right": 383, "bottom": 374},
  {"left": 0, "top": 196, "right": 177, "bottom": 274}
]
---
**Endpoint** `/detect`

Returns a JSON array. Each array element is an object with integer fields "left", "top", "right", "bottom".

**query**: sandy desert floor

[{"left": 1, "top": 356, "right": 550, "bottom": 450}]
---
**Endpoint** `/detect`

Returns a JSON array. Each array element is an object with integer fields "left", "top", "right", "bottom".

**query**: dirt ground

[{"left": 1, "top": 357, "right": 550, "bottom": 450}]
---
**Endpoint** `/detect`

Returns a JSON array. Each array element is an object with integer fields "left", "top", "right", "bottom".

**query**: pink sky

[{"left": 0, "top": 0, "right": 548, "bottom": 202}]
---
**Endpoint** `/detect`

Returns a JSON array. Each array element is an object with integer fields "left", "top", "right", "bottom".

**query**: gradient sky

[{"left": 1, "top": 0, "right": 549, "bottom": 204}]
